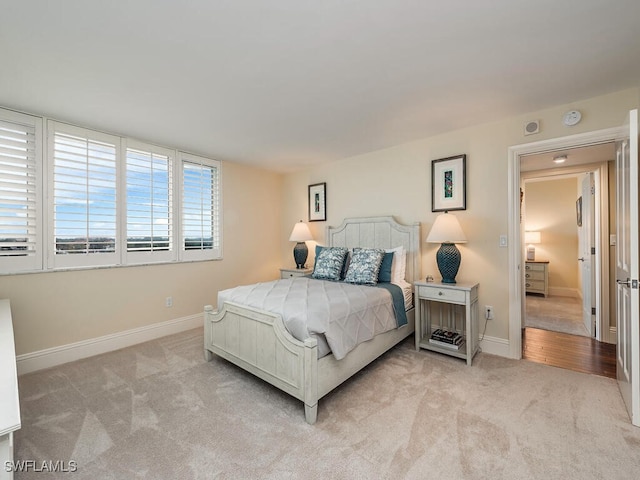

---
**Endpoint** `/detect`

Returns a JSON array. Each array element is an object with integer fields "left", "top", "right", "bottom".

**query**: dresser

[{"left": 525, "top": 261, "right": 549, "bottom": 297}]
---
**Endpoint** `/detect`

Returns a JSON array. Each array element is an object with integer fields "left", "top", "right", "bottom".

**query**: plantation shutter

[
  {"left": 125, "top": 141, "right": 174, "bottom": 263},
  {"left": 180, "top": 152, "right": 221, "bottom": 260},
  {"left": 49, "top": 122, "right": 119, "bottom": 268},
  {"left": 0, "top": 112, "right": 42, "bottom": 272}
]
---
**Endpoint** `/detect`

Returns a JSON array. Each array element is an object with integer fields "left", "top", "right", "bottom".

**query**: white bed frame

[{"left": 204, "top": 216, "right": 421, "bottom": 424}]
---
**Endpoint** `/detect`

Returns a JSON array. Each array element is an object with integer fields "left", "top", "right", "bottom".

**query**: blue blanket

[{"left": 373, "top": 282, "right": 408, "bottom": 328}]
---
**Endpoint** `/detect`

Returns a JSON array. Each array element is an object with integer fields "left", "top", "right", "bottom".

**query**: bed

[{"left": 203, "top": 216, "right": 421, "bottom": 424}]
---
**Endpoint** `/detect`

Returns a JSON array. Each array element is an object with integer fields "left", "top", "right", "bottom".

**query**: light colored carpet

[
  {"left": 525, "top": 295, "right": 590, "bottom": 337},
  {"left": 15, "top": 328, "right": 640, "bottom": 479}
]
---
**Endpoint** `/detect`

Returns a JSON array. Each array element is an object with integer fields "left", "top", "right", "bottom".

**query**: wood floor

[{"left": 522, "top": 327, "right": 617, "bottom": 379}]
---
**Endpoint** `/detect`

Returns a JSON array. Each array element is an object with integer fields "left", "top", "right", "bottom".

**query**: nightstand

[
  {"left": 280, "top": 267, "right": 313, "bottom": 279},
  {"left": 525, "top": 261, "right": 549, "bottom": 297},
  {"left": 414, "top": 281, "right": 480, "bottom": 365}
]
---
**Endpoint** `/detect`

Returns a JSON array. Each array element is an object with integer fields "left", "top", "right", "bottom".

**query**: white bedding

[{"left": 217, "top": 277, "right": 402, "bottom": 360}]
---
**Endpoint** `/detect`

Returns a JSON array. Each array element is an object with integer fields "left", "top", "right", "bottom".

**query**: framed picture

[
  {"left": 432, "top": 154, "right": 466, "bottom": 212},
  {"left": 576, "top": 196, "right": 582, "bottom": 226},
  {"left": 308, "top": 182, "right": 326, "bottom": 222}
]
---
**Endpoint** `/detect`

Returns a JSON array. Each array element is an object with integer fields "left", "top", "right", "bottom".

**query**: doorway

[
  {"left": 520, "top": 158, "right": 608, "bottom": 340},
  {"left": 519, "top": 145, "right": 617, "bottom": 375},
  {"left": 507, "top": 127, "right": 625, "bottom": 359}
]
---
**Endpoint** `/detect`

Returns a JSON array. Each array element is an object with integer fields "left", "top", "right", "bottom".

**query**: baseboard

[
  {"left": 478, "top": 334, "right": 511, "bottom": 358},
  {"left": 548, "top": 287, "right": 579, "bottom": 298},
  {"left": 16, "top": 313, "right": 203, "bottom": 375}
]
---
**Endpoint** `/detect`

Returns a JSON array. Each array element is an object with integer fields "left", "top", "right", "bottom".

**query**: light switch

[
  {"left": 499, "top": 235, "right": 508, "bottom": 247},
  {"left": 610, "top": 234, "right": 616, "bottom": 246}
]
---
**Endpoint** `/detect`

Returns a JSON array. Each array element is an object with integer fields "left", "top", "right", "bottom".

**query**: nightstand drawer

[
  {"left": 525, "top": 280, "right": 545, "bottom": 292},
  {"left": 418, "top": 286, "right": 466, "bottom": 304},
  {"left": 280, "top": 268, "right": 312, "bottom": 279},
  {"left": 525, "top": 271, "right": 545, "bottom": 281},
  {"left": 525, "top": 263, "right": 546, "bottom": 273}
]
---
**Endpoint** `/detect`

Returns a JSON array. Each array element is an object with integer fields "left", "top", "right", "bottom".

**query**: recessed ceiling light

[{"left": 553, "top": 154, "right": 567, "bottom": 164}]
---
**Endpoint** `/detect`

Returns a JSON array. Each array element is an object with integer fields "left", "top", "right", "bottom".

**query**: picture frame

[
  {"left": 308, "top": 182, "right": 326, "bottom": 222},
  {"left": 576, "top": 196, "right": 582, "bottom": 227},
  {"left": 431, "top": 154, "right": 466, "bottom": 212}
]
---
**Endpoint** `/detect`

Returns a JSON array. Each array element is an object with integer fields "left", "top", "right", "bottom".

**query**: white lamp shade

[
  {"left": 426, "top": 213, "right": 467, "bottom": 244},
  {"left": 289, "top": 221, "right": 313, "bottom": 242},
  {"left": 525, "top": 231, "right": 541, "bottom": 244}
]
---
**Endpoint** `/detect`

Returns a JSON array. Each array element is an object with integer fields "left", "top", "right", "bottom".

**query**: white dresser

[
  {"left": 525, "top": 261, "right": 549, "bottom": 297},
  {"left": 0, "top": 299, "right": 20, "bottom": 480}
]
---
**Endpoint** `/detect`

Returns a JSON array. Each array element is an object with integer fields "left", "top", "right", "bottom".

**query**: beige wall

[
  {"left": 0, "top": 161, "right": 283, "bottom": 355},
  {"left": 4, "top": 87, "right": 638, "bottom": 358},
  {"left": 524, "top": 177, "right": 579, "bottom": 292},
  {"left": 281, "top": 88, "right": 639, "bottom": 343}
]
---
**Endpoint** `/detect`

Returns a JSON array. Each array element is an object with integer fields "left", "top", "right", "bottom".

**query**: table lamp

[
  {"left": 525, "top": 231, "right": 541, "bottom": 261},
  {"left": 289, "top": 221, "right": 313, "bottom": 268},
  {"left": 426, "top": 212, "right": 467, "bottom": 284}
]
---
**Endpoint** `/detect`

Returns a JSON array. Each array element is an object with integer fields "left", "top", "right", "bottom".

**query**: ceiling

[
  {"left": 1, "top": 1, "right": 639, "bottom": 172},
  {"left": 521, "top": 142, "right": 616, "bottom": 172}
]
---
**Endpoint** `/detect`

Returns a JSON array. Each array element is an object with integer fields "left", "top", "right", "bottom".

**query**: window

[
  {"left": 48, "top": 122, "right": 119, "bottom": 269},
  {"left": 0, "top": 110, "right": 42, "bottom": 273},
  {"left": 125, "top": 141, "right": 174, "bottom": 264},
  {"left": 0, "top": 109, "right": 222, "bottom": 274},
  {"left": 180, "top": 152, "right": 222, "bottom": 261}
]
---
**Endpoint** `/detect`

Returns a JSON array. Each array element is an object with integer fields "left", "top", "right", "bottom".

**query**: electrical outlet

[
  {"left": 165, "top": 296, "right": 173, "bottom": 307},
  {"left": 485, "top": 305, "right": 493, "bottom": 320}
]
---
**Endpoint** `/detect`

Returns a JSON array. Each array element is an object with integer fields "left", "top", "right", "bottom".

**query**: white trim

[
  {"left": 548, "top": 287, "right": 580, "bottom": 298},
  {"left": 508, "top": 127, "right": 625, "bottom": 359},
  {"left": 16, "top": 313, "right": 202, "bottom": 375},
  {"left": 479, "top": 334, "right": 511, "bottom": 358}
]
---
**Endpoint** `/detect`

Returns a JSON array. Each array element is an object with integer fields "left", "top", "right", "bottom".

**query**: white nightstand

[
  {"left": 414, "top": 281, "right": 480, "bottom": 365},
  {"left": 280, "top": 267, "right": 313, "bottom": 279},
  {"left": 525, "top": 261, "right": 549, "bottom": 297}
]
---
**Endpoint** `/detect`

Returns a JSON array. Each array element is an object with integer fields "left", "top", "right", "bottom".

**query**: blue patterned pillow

[
  {"left": 344, "top": 248, "right": 385, "bottom": 285},
  {"left": 314, "top": 245, "right": 350, "bottom": 279},
  {"left": 312, "top": 247, "right": 348, "bottom": 281}
]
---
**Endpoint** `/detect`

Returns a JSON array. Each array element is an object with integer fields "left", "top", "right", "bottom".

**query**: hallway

[{"left": 525, "top": 294, "right": 588, "bottom": 337}]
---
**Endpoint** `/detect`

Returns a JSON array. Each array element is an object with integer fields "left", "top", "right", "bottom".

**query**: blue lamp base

[
  {"left": 436, "top": 242, "right": 461, "bottom": 284},
  {"left": 293, "top": 242, "right": 309, "bottom": 269}
]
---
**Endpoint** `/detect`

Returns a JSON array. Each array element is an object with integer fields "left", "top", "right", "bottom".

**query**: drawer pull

[
  {"left": 525, "top": 273, "right": 530, "bottom": 278},
  {"left": 438, "top": 291, "right": 443, "bottom": 296},
  {"left": 526, "top": 283, "right": 531, "bottom": 287},
  {"left": 525, "top": 265, "right": 530, "bottom": 270}
]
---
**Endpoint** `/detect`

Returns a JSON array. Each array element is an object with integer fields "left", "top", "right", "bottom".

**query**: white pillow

[{"left": 386, "top": 246, "right": 406, "bottom": 284}]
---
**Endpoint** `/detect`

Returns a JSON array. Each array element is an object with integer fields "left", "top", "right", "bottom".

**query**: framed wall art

[
  {"left": 431, "top": 154, "right": 466, "bottom": 212},
  {"left": 308, "top": 182, "right": 326, "bottom": 222}
]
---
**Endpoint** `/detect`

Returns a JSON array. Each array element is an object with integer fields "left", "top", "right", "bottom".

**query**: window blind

[
  {"left": 52, "top": 128, "right": 118, "bottom": 262},
  {"left": 126, "top": 144, "right": 173, "bottom": 261},
  {"left": 0, "top": 120, "right": 37, "bottom": 259},
  {"left": 181, "top": 154, "right": 221, "bottom": 259}
]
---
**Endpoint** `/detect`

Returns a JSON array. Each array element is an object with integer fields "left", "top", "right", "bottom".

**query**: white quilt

[{"left": 217, "top": 277, "right": 398, "bottom": 360}]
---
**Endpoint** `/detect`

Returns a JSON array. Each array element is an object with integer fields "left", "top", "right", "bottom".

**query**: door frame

[{"left": 508, "top": 127, "right": 624, "bottom": 359}]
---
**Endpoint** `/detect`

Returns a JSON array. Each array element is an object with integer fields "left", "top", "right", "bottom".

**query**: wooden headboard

[{"left": 327, "top": 216, "right": 421, "bottom": 283}]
